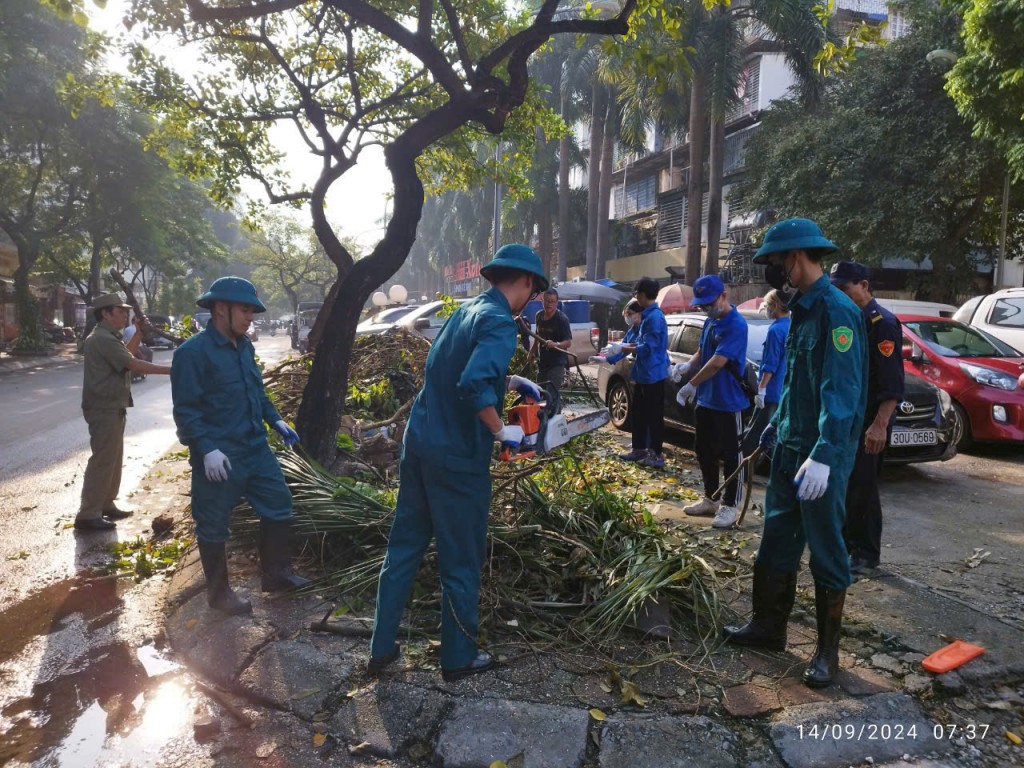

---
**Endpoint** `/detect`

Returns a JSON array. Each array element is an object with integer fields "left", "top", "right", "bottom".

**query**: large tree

[
  {"left": 735, "top": 10, "right": 1020, "bottom": 301},
  {"left": 947, "top": 0, "right": 1024, "bottom": 183},
  {"left": 126, "top": 0, "right": 675, "bottom": 461}
]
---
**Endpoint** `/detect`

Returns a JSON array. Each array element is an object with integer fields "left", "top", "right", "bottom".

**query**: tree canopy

[{"left": 735, "top": 7, "right": 1020, "bottom": 300}]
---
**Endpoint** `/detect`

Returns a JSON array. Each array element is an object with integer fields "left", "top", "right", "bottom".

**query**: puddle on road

[{"left": 0, "top": 577, "right": 203, "bottom": 766}]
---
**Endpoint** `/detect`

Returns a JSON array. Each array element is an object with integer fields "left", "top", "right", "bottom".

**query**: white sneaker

[
  {"left": 683, "top": 497, "right": 719, "bottom": 517},
  {"left": 712, "top": 505, "right": 739, "bottom": 529}
]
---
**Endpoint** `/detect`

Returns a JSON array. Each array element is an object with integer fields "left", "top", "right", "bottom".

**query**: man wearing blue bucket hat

[
  {"left": 369, "top": 244, "right": 547, "bottom": 683},
  {"left": 722, "top": 218, "right": 866, "bottom": 689},
  {"left": 172, "top": 276, "right": 309, "bottom": 617}
]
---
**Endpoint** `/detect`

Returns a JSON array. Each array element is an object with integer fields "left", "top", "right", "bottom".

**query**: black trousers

[
  {"left": 695, "top": 406, "right": 743, "bottom": 506},
  {"left": 632, "top": 380, "right": 665, "bottom": 454},
  {"left": 844, "top": 438, "right": 884, "bottom": 563}
]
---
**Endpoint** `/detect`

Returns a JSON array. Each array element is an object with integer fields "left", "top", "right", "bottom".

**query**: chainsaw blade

[{"left": 541, "top": 408, "right": 610, "bottom": 453}]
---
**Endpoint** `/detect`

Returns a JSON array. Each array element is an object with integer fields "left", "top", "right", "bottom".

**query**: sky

[{"left": 86, "top": 0, "right": 393, "bottom": 251}]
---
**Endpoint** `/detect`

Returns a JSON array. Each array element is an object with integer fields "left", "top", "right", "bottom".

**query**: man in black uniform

[
  {"left": 830, "top": 262, "right": 905, "bottom": 573},
  {"left": 531, "top": 288, "right": 573, "bottom": 397}
]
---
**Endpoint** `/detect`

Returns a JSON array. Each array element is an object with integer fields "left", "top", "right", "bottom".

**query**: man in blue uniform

[
  {"left": 171, "top": 277, "right": 308, "bottom": 616},
  {"left": 723, "top": 218, "right": 867, "bottom": 688},
  {"left": 830, "top": 261, "right": 904, "bottom": 573},
  {"left": 369, "top": 244, "right": 547, "bottom": 682},
  {"left": 673, "top": 275, "right": 749, "bottom": 528},
  {"left": 615, "top": 277, "right": 670, "bottom": 468}
]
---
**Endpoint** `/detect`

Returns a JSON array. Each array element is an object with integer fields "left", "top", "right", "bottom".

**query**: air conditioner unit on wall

[{"left": 659, "top": 167, "right": 683, "bottom": 192}]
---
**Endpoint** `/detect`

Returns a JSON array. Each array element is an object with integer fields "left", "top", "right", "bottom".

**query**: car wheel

[
  {"left": 607, "top": 379, "right": 632, "bottom": 431},
  {"left": 952, "top": 401, "right": 973, "bottom": 450}
]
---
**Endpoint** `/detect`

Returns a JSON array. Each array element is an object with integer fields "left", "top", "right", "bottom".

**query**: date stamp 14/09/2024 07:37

[{"left": 795, "top": 722, "right": 991, "bottom": 742}]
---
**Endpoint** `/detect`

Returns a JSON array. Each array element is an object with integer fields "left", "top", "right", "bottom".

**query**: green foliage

[
  {"left": 735, "top": 8, "right": 1018, "bottom": 299},
  {"left": 335, "top": 432, "right": 356, "bottom": 452},
  {"left": 346, "top": 379, "right": 399, "bottom": 420},
  {"left": 437, "top": 293, "right": 461, "bottom": 319},
  {"left": 948, "top": 0, "right": 1024, "bottom": 181},
  {"left": 106, "top": 535, "right": 191, "bottom": 581}
]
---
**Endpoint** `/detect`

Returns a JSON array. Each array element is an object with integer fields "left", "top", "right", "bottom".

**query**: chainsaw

[{"left": 499, "top": 384, "right": 610, "bottom": 461}]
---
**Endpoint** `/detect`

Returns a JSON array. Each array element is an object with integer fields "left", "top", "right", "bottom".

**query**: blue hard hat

[
  {"left": 753, "top": 218, "right": 838, "bottom": 264},
  {"left": 197, "top": 276, "right": 267, "bottom": 312},
  {"left": 829, "top": 261, "right": 871, "bottom": 285},
  {"left": 480, "top": 244, "right": 549, "bottom": 292},
  {"left": 691, "top": 274, "right": 725, "bottom": 306}
]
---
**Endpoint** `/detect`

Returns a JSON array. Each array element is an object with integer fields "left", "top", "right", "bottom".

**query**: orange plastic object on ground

[{"left": 921, "top": 640, "right": 986, "bottom": 673}]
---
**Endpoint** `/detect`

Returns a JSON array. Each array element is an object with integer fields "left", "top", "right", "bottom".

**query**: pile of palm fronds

[{"left": 268, "top": 441, "right": 738, "bottom": 653}]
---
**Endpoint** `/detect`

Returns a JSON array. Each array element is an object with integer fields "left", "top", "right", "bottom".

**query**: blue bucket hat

[
  {"left": 197, "top": 276, "right": 267, "bottom": 312},
  {"left": 753, "top": 218, "right": 838, "bottom": 264},
  {"left": 691, "top": 275, "right": 725, "bottom": 306},
  {"left": 480, "top": 244, "right": 549, "bottom": 292}
]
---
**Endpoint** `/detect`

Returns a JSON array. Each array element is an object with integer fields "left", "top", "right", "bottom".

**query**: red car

[{"left": 898, "top": 314, "right": 1024, "bottom": 446}]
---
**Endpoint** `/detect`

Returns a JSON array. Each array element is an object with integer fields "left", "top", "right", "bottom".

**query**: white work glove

[
  {"left": 755, "top": 388, "right": 767, "bottom": 410},
  {"left": 794, "top": 458, "right": 830, "bottom": 501},
  {"left": 676, "top": 382, "right": 697, "bottom": 406},
  {"left": 607, "top": 342, "right": 623, "bottom": 356},
  {"left": 274, "top": 420, "right": 300, "bottom": 447},
  {"left": 492, "top": 424, "right": 525, "bottom": 448},
  {"left": 508, "top": 374, "right": 542, "bottom": 402},
  {"left": 204, "top": 449, "right": 232, "bottom": 483},
  {"left": 670, "top": 362, "right": 691, "bottom": 383}
]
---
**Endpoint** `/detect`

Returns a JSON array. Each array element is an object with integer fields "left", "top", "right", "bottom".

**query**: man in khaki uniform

[{"left": 75, "top": 293, "right": 172, "bottom": 531}]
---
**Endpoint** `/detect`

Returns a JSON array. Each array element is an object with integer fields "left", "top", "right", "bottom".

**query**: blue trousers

[
  {"left": 190, "top": 442, "right": 292, "bottom": 544},
  {"left": 370, "top": 449, "right": 492, "bottom": 670},
  {"left": 756, "top": 446, "right": 853, "bottom": 589}
]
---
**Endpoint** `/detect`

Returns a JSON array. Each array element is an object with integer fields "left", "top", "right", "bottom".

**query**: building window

[
  {"left": 727, "top": 58, "right": 760, "bottom": 124},
  {"left": 614, "top": 175, "right": 657, "bottom": 217}
]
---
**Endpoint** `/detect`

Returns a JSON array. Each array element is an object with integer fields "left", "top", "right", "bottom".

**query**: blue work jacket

[
  {"left": 630, "top": 303, "right": 670, "bottom": 384},
  {"left": 171, "top": 322, "right": 281, "bottom": 456},
  {"left": 773, "top": 275, "right": 867, "bottom": 468},
  {"left": 759, "top": 315, "right": 791, "bottom": 405},
  {"left": 404, "top": 287, "right": 518, "bottom": 475},
  {"left": 863, "top": 299, "right": 905, "bottom": 427},
  {"left": 696, "top": 305, "right": 749, "bottom": 413}
]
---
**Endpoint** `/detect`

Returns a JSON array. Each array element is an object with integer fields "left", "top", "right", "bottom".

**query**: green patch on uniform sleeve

[{"left": 832, "top": 326, "right": 854, "bottom": 352}]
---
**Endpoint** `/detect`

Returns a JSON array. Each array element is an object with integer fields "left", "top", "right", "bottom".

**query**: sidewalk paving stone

[
  {"left": 836, "top": 667, "right": 898, "bottom": 696},
  {"left": 435, "top": 699, "right": 589, "bottom": 768},
  {"left": 597, "top": 714, "right": 740, "bottom": 768},
  {"left": 337, "top": 681, "right": 449, "bottom": 759},
  {"left": 722, "top": 683, "right": 781, "bottom": 717},
  {"left": 769, "top": 692, "right": 953, "bottom": 768}
]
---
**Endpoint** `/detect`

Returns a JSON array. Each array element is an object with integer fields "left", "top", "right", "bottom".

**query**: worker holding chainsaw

[
  {"left": 673, "top": 274, "right": 750, "bottom": 530},
  {"left": 369, "top": 244, "right": 548, "bottom": 683},
  {"left": 722, "top": 218, "right": 866, "bottom": 689},
  {"left": 171, "top": 277, "right": 308, "bottom": 617}
]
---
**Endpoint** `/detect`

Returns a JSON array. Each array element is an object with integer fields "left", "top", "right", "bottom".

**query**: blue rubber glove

[
  {"left": 759, "top": 423, "right": 778, "bottom": 452},
  {"left": 274, "top": 420, "right": 301, "bottom": 447},
  {"left": 508, "top": 375, "right": 542, "bottom": 402}
]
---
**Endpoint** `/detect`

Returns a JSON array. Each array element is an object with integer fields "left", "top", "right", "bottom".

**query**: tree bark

[
  {"left": 557, "top": 80, "right": 572, "bottom": 284},
  {"left": 585, "top": 82, "right": 608, "bottom": 281},
  {"left": 595, "top": 98, "right": 616, "bottom": 280},
  {"left": 13, "top": 255, "right": 43, "bottom": 350},
  {"left": 685, "top": 70, "right": 707, "bottom": 285},
  {"left": 705, "top": 117, "right": 725, "bottom": 275}
]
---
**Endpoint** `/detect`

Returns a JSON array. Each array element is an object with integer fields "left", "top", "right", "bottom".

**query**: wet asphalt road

[{"left": 0, "top": 333, "right": 293, "bottom": 766}]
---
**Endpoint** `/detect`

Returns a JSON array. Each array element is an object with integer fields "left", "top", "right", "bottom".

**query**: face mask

[{"left": 765, "top": 262, "right": 787, "bottom": 290}]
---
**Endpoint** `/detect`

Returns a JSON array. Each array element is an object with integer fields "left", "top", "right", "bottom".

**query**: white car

[
  {"left": 875, "top": 298, "right": 958, "bottom": 318},
  {"left": 355, "top": 305, "right": 418, "bottom": 335},
  {"left": 359, "top": 299, "right": 468, "bottom": 341},
  {"left": 953, "top": 288, "right": 1024, "bottom": 353}
]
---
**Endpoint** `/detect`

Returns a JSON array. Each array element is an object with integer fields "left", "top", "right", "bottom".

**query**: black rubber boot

[
  {"left": 442, "top": 651, "right": 496, "bottom": 682},
  {"left": 722, "top": 565, "right": 797, "bottom": 651},
  {"left": 259, "top": 518, "right": 311, "bottom": 592},
  {"left": 367, "top": 643, "right": 400, "bottom": 676},
  {"left": 803, "top": 584, "right": 846, "bottom": 688},
  {"left": 197, "top": 541, "right": 252, "bottom": 616}
]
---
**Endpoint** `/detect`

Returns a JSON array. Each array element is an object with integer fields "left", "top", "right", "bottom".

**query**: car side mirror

[
  {"left": 902, "top": 342, "right": 926, "bottom": 364},
  {"left": 414, "top": 317, "right": 430, "bottom": 331}
]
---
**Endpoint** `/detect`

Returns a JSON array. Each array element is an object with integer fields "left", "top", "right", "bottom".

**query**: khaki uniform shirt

[{"left": 81, "top": 322, "right": 134, "bottom": 410}]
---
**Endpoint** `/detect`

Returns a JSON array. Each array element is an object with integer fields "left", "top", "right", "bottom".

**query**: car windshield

[
  {"left": 372, "top": 306, "right": 415, "bottom": 324},
  {"left": 904, "top": 319, "right": 1021, "bottom": 358}
]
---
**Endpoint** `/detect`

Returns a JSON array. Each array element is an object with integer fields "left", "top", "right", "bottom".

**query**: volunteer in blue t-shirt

[
  {"left": 672, "top": 275, "right": 749, "bottom": 528},
  {"left": 742, "top": 289, "right": 791, "bottom": 458}
]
